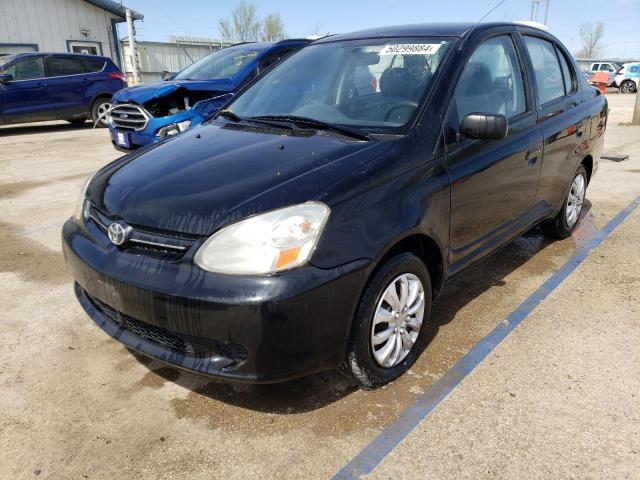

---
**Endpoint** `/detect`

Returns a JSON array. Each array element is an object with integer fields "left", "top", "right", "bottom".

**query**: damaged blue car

[{"left": 108, "top": 39, "right": 309, "bottom": 150}]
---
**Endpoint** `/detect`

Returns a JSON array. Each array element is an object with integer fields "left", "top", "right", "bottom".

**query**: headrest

[
  {"left": 379, "top": 67, "right": 412, "bottom": 96},
  {"left": 460, "top": 62, "right": 493, "bottom": 94}
]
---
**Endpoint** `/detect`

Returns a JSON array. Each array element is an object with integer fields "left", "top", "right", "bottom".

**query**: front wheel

[
  {"left": 90, "top": 98, "right": 112, "bottom": 127},
  {"left": 620, "top": 80, "right": 637, "bottom": 94},
  {"left": 345, "top": 252, "right": 432, "bottom": 388},
  {"left": 540, "top": 165, "right": 587, "bottom": 239}
]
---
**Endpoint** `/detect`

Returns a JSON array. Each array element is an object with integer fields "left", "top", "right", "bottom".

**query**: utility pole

[
  {"left": 126, "top": 9, "right": 141, "bottom": 85},
  {"left": 633, "top": 85, "right": 640, "bottom": 125},
  {"left": 530, "top": 0, "right": 550, "bottom": 25}
]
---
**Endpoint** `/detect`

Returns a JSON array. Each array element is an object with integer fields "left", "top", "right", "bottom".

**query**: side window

[
  {"left": 45, "top": 56, "right": 85, "bottom": 77},
  {"left": 453, "top": 35, "right": 527, "bottom": 124},
  {"left": 591, "top": 64, "right": 599, "bottom": 71},
  {"left": 523, "top": 36, "right": 565, "bottom": 105},
  {"left": 630, "top": 66, "right": 639, "bottom": 74},
  {"left": 4, "top": 57, "right": 44, "bottom": 80},
  {"left": 600, "top": 64, "right": 614, "bottom": 72},
  {"left": 556, "top": 47, "right": 576, "bottom": 95}
]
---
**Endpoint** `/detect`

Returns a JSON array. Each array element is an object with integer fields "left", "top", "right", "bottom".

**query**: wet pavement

[{"left": 1, "top": 93, "right": 639, "bottom": 479}]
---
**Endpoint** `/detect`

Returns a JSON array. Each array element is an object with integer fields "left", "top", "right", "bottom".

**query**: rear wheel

[
  {"left": 90, "top": 98, "right": 112, "bottom": 127},
  {"left": 540, "top": 165, "right": 587, "bottom": 239},
  {"left": 345, "top": 252, "right": 432, "bottom": 388},
  {"left": 620, "top": 80, "right": 637, "bottom": 94}
]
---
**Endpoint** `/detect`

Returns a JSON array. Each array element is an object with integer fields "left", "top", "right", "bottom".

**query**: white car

[{"left": 615, "top": 63, "right": 639, "bottom": 94}]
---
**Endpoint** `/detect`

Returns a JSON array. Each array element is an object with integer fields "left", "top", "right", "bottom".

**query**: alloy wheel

[
  {"left": 621, "top": 82, "right": 636, "bottom": 94},
  {"left": 566, "top": 173, "right": 586, "bottom": 227},
  {"left": 97, "top": 102, "right": 111, "bottom": 124},
  {"left": 371, "top": 273, "right": 425, "bottom": 368}
]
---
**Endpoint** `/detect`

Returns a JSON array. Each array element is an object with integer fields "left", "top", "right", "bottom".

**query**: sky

[{"left": 117, "top": 0, "right": 640, "bottom": 59}]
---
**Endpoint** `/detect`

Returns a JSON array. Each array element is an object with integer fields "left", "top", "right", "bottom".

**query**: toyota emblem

[{"left": 107, "top": 222, "right": 128, "bottom": 246}]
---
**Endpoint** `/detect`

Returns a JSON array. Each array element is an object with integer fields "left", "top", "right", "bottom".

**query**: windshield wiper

[
  {"left": 217, "top": 109, "right": 243, "bottom": 122},
  {"left": 216, "top": 110, "right": 294, "bottom": 129},
  {"left": 250, "top": 115, "right": 371, "bottom": 141}
]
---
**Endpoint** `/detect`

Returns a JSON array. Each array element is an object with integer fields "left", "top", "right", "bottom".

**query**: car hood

[
  {"left": 90, "top": 123, "right": 391, "bottom": 236},
  {"left": 113, "top": 79, "right": 236, "bottom": 104}
]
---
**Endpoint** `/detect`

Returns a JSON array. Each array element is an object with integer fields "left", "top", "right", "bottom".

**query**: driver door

[
  {"left": 445, "top": 32, "right": 543, "bottom": 274},
  {"left": 1, "top": 56, "right": 49, "bottom": 123}
]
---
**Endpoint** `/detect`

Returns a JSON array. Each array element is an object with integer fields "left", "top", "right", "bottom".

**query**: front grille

[
  {"left": 110, "top": 104, "right": 149, "bottom": 131},
  {"left": 88, "top": 293, "right": 195, "bottom": 355},
  {"left": 86, "top": 203, "right": 196, "bottom": 260}
]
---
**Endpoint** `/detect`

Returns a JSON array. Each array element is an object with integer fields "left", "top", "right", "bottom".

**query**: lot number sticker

[{"left": 379, "top": 44, "right": 442, "bottom": 55}]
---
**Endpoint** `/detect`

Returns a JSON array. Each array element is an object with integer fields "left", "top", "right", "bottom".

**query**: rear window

[
  {"left": 46, "top": 56, "right": 85, "bottom": 76},
  {"left": 81, "top": 58, "right": 106, "bottom": 73}
]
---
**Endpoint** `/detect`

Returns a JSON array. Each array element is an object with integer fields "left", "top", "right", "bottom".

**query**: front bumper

[
  {"left": 109, "top": 108, "right": 205, "bottom": 151},
  {"left": 62, "top": 218, "right": 374, "bottom": 383}
]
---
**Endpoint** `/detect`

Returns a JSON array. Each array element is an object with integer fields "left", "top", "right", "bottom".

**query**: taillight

[{"left": 109, "top": 72, "right": 125, "bottom": 81}]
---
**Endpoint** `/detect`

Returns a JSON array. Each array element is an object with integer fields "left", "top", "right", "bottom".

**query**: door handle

[{"left": 526, "top": 145, "right": 542, "bottom": 165}]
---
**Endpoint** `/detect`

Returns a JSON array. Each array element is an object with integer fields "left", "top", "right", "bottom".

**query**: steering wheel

[{"left": 384, "top": 101, "right": 419, "bottom": 122}]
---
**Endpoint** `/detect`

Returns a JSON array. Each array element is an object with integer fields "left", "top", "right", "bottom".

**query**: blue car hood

[
  {"left": 90, "top": 123, "right": 391, "bottom": 236},
  {"left": 113, "top": 79, "right": 236, "bottom": 104}
]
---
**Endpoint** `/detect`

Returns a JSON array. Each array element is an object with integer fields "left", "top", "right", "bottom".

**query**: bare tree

[
  {"left": 261, "top": 13, "right": 285, "bottom": 41},
  {"left": 576, "top": 22, "right": 605, "bottom": 58},
  {"left": 310, "top": 20, "right": 324, "bottom": 37},
  {"left": 218, "top": 1, "right": 261, "bottom": 43}
]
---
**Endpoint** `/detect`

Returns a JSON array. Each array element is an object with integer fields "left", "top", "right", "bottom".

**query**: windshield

[
  {"left": 226, "top": 37, "right": 452, "bottom": 133},
  {"left": 173, "top": 44, "right": 263, "bottom": 81}
]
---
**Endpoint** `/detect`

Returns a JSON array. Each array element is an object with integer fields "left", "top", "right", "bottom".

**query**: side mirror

[
  {"left": 161, "top": 70, "right": 173, "bottom": 80},
  {"left": 0, "top": 73, "right": 13, "bottom": 84},
  {"left": 459, "top": 113, "right": 508, "bottom": 141}
]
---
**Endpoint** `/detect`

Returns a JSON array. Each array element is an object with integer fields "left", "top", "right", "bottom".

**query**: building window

[
  {"left": 66, "top": 41, "right": 103, "bottom": 56},
  {"left": 0, "top": 43, "right": 39, "bottom": 57}
]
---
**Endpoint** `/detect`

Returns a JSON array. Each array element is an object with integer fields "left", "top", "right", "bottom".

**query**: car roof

[
  {"left": 313, "top": 22, "right": 548, "bottom": 43},
  {"left": 9, "top": 52, "right": 112, "bottom": 62},
  {"left": 229, "top": 38, "right": 310, "bottom": 51}
]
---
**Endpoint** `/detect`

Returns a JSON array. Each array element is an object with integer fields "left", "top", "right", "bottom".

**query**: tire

[
  {"left": 90, "top": 97, "right": 112, "bottom": 127},
  {"left": 540, "top": 165, "right": 588, "bottom": 239},
  {"left": 66, "top": 118, "right": 87, "bottom": 125},
  {"left": 620, "top": 80, "right": 637, "bottom": 94},
  {"left": 345, "top": 252, "right": 432, "bottom": 388}
]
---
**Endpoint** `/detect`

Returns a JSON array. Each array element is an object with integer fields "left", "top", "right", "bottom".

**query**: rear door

[
  {"left": 43, "top": 55, "right": 88, "bottom": 119},
  {"left": 0, "top": 56, "right": 49, "bottom": 123},
  {"left": 445, "top": 30, "right": 543, "bottom": 273},
  {"left": 518, "top": 30, "right": 586, "bottom": 212}
]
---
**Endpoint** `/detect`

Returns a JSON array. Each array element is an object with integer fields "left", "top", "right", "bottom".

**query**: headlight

[
  {"left": 156, "top": 120, "right": 191, "bottom": 138},
  {"left": 73, "top": 173, "right": 94, "bottom": 223},
  {"left": 194, "top": 202, "right": 330, "bottom": 275}
]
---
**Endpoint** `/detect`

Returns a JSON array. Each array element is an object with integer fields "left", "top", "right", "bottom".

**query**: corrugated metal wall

[
  {"left": 121, "top": 39, "right": 233, "bottom": 83},
  {"left": 0, "top": 0, "right": 122, "bottom": 60}
]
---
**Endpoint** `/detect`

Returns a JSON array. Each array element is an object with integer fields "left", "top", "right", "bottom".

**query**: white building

[{"left": 0, "top": 0, "right": 142, "bottom": 67}]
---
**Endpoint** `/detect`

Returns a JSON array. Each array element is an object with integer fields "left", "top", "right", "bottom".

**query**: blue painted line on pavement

[{"left": 333, "top": 196, "right": 640, "bottom": 480}]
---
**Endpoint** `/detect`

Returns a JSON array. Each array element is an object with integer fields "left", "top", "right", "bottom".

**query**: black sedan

[{"left": 63, "top": 22, "right": 607, "bottom": 388}]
